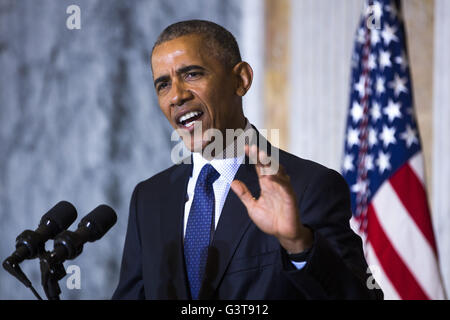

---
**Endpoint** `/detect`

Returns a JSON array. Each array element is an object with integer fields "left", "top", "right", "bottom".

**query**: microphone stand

[
  {"left": 2, "top": 258, "right": 43, "bottom": 300},
  {"left": 38, "top": 251, "right": 66, "bottom": 300},
  {"left": 3, "top": 247, "right": 66, "bottom": 300}
]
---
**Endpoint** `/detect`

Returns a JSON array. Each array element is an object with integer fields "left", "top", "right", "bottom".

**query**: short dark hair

[{"left": 152, "top": 19, "right": 242, "bottom": 69}]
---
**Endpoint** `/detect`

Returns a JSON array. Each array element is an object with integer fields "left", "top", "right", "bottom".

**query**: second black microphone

[{"left": 42, "top": 204, "right": 117, "bottom": 268}]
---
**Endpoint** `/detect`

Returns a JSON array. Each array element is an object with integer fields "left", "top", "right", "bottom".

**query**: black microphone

[
  {"left": 43, "top": 204, "right": 117, "bottom": 267},
  {"left": 3, "top": 201, "right": 77, "bottom": 266},
  {"left": 2, "top": 201, "right": 77, "bottom": 299}
]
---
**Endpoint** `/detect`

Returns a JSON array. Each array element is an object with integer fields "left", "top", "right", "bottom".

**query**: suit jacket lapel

[{"left": 200, "top": 159, "right": 261, "bottom": 299}]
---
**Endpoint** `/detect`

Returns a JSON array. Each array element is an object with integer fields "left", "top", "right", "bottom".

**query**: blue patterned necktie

[{"left": 184, "top": 164, "right": 220, "bottom": 300}]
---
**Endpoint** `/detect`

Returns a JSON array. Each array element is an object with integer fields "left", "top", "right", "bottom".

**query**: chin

[
  {"left": 182, "top": 137, "right": 206, "bottom": 154},
  {"left": 178, "top": 123, "right": 212, "bottom": 152}
]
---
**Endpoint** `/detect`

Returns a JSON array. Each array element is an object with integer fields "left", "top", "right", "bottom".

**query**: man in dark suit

[{"left": 112, "top": 20, "right": 383, "bottom": 300}]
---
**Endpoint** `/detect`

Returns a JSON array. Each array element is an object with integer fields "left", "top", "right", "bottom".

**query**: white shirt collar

[{"left": 191, "top": 120, "right": 253, "bottom": 184}]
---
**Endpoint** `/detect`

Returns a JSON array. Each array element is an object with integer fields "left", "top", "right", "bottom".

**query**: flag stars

[
  {"left": 379, "top": 125, "right": 396, "bottom": 148},
  {"left": 381, "top": 24, "right": 399, "bottom": 45},
  {"left": 371, "top": 29, "right": 381, "bottom": 45},
  {"left": 376, "top": 151, "right": 391, "bottom": 174},
  {"left": 368, "top": 54, "right": 377, "bottom": 70},
  {"left": 384, "top": 99, "right": 402, "bottom": 122},
  {"left": 343, "top": 3, "right": 431, "bottom": 252},
  {"left": 354, "top": 76, "right": 366, "bottom": 98},
  {"left": 376, "top": 76, "right": 385, "bottom": 96},
  {"left": 389, "top": 73, "right": 408, "bottom": 97},
  {"left": 365, "top": 154, "right": 375, "bottom": 171},
  {"left": 385, "top": 3, "right": 398, "bottom": 19},
  {"left": 351, "top": 101, "right": 364, "bottom": 123},
  {"left": 343, "top": 154, "right": 355, "bottom": 173},
  {"left": 351, "top": 178, "right": 369, "bottom": 194},
  {"left": 368, "top": 127, "right": 378, "bottom": 147},
  {"left": 395, "top": 51, "right": 408, "bottom": 71},
  {"left": 379, "top": 50, "right": 392, "bottom": 70},
  {"left": 357, "top": 28, "right": 366, "bottom": 44},
  {"left": 347, "top": 127, "right": 360, "bottom": 147},
  {"left": 371, "top": 102, "right": 382, "bottom": 122},
  {"left": 401, "top": 124, "right": 418, "bottom": 148}
]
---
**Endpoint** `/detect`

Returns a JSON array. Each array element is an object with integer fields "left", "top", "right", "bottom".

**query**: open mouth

[{"left": 176, "top": 110, "right": 204, "bottom": 128}]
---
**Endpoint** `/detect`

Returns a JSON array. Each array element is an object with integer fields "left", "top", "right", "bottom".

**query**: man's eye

[
  {"left": 157, "top": 83, "right": 169, "bottom": 91},
  {"left": 186, "top": 72, "right": 202, "bottom": 79}
]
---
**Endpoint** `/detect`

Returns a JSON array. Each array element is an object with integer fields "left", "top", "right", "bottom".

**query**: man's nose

[{"left": 170, "top": 80, "right": 193, "bottom": 107}]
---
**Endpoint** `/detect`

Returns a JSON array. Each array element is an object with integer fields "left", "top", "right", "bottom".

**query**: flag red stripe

[
  {"left": 367, "top": 203, "right": 429, "bottom": 300},
  {"left": 389, "top": 163, "right": 438, "bottom": 254}
]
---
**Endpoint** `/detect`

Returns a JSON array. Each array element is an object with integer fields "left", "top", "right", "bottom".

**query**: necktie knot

[{"left": 197, "top": 164, "right": 220, "bottom": 187}]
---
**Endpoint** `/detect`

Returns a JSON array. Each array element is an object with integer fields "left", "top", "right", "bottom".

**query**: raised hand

[{"left": 230, "top": 145, "right": 313, "bottom": 254}]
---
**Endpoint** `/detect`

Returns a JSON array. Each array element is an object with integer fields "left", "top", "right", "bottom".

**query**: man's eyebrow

[
  {"left": 153, "top": 75, "right": 170, "bottom": 88},
  {"left": 177, "top": 65, "right": 206, "bottom": 74},
  {"left": 153, "top": 65, "right": 206, "bottom": 88}
]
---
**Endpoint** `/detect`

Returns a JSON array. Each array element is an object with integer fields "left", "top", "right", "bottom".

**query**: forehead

[
  {"left": 151, "top": 34, "right": 219, "bottom": 75},
  {"left": 151, "top": 35, "right": 206, "bottom": 68}
]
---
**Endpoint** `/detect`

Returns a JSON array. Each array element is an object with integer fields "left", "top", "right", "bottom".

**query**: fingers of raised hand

[{"left": 230, "top": 180, "right": 256, "bottom": 208}]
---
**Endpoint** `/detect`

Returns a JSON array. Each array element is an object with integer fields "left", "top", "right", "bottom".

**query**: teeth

[
  {"left": 185, "top": 121, "right": 195, "bottom": 127},
  {"left": 179, "top": 111, "right": 201, "bottom": 123}
]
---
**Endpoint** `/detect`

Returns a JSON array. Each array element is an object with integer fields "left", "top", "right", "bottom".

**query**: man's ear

[{"left": 233, "top": 62, "right": 253, "bottom": 97}]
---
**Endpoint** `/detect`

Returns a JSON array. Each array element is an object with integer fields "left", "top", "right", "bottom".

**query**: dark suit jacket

[{"left": 112, "top": 139, "right": 383, "bottom": 300}]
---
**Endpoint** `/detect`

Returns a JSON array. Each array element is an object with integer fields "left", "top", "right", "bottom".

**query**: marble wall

[{"left": 0, "top": 0, "right": 241, "bottom": 299}]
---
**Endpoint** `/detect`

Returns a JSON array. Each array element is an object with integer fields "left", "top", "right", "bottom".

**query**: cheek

[
  {"left": 203, "top": 84, "right": 228, "bottom": 113},
  {"left": 208, "top": 88, "right": 231, "bottom": 118}
]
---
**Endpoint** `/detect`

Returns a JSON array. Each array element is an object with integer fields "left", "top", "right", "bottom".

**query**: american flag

[{"left": 342, "top": 0, "right": 446, "bottom": 299}]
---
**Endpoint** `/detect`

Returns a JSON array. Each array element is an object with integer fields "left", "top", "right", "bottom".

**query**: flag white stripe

[
  {"left": 365, "top": 242, "right": 400, "bottom": 300},
  {"left": 372, "top": 181, "right": 445, "bottom": 299},
  {"left": 409, "top": 152, "right": 426, "bottom": 186}
]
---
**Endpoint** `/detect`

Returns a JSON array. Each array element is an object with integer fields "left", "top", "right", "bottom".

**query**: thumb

[{"left": 231, "top": 180, "right": 256, "bottom": 209}]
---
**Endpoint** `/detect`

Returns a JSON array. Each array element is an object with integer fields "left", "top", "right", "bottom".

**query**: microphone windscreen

[
  {"left": 40, "top": 201, "right": 77, "bottom": 234},
  {"left": 79, "top": 205, "right": 117, "bottom": 241}
]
